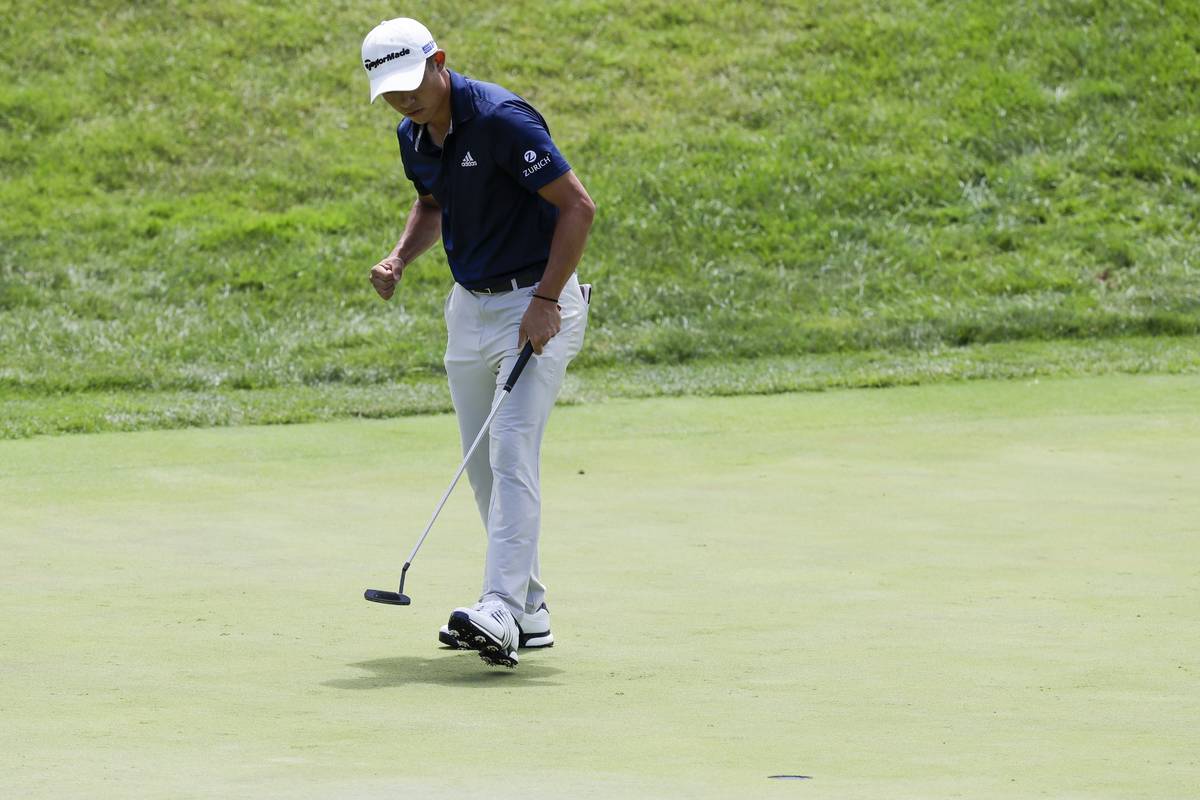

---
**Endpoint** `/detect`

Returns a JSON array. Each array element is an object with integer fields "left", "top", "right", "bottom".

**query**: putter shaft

[{"left": 395, "top": 343, "right": 535, "bottom": 579}]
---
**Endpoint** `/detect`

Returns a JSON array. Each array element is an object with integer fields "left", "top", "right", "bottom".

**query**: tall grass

[{"left": 2, "top": 0, "right": 1198, "bottom": 396}]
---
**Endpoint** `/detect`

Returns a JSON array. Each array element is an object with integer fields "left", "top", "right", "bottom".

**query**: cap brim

[{"left": 369, "top": 63, "right": 426, "bottom": 103}]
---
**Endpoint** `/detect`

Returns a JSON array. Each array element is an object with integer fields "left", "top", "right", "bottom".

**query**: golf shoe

[
  {"left": 440, "top": 602, "right": 554, "bottom": 650},
  {"left": 445, "top": 601, "right": 520, "bottom": 668}
]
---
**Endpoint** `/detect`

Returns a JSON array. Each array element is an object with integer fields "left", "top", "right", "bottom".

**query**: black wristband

[{"left": 532, "top": 293, "right": 559, "bottom": 304}]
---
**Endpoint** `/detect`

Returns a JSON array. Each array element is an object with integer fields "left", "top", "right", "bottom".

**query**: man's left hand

[{"left": 518, "top": 297, "right": 562, "bottom": 354}]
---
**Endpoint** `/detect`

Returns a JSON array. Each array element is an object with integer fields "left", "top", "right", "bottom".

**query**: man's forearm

[
  {"left": 389, "top": 198, "right": 442, "bottom": 268},
  {"left": 537, "top": 200, "right": 595, "bottom": 299}
]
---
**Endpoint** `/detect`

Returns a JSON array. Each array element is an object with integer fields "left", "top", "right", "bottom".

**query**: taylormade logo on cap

[
  {"left": 364, "top": 48, "right": 412, "bottom": 71},
  {"left": 361, "top": 17, "right": 438, "bottom": 102}
]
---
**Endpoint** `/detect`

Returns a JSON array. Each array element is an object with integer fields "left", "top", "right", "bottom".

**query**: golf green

[{"left": 2, "top": 374, "right": 1197, "bottom": 799}]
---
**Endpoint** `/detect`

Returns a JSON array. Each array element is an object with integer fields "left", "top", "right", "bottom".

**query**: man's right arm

[{"left": 369, "top": 193, "right": 442, "bottom": 301}]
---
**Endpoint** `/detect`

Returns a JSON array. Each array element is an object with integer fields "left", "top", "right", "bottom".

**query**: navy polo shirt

[{"left": 396, "top": 71, "right": 572, "bottom": 287}]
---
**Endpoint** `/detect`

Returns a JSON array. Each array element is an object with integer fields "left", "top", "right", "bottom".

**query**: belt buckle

[{"left": 470, "top": 277, "right": 522, "bottom": 295}]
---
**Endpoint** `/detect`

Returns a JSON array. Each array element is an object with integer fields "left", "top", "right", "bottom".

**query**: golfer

[{"left": 362, "top": 18, "right": 594, "bottom": 668}]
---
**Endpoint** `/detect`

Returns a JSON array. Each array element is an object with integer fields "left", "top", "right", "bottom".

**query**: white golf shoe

[
  {"left": 440, "top": 602, "right": 554, "bottom": 650},
  {"left": 516, "top": 603, "right": 554, "bottom": 648},
  {"left": 445, "top": 601, "right": 520, "bottom": 668}
]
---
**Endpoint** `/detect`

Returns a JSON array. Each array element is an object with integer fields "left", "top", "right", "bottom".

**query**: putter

[{"left": 364, "top": 341, "right": 536, "bottom": 607}]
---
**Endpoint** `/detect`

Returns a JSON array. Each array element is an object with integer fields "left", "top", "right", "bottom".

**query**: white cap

[{"left": 361, "top": 18, "right": 438, "bottom": 102}]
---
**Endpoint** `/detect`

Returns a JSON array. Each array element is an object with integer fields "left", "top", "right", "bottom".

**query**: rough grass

[
  {"left": 1, "top": 0, "right": 1198, "bottom": 418},
  {"left": 4, "top": 335, "right": 1198, "bottom": 439}
]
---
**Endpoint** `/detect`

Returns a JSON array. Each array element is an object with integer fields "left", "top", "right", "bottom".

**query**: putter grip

[{"left": 503, "top": 342, "right": 536, "bottom": 392}]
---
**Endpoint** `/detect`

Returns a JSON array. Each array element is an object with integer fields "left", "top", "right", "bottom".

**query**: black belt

[{"left": 461, "top": 265, "right": 544, "bottom": 294}]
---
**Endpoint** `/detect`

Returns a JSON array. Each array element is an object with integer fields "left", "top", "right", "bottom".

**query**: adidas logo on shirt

[{"left": 461, "top": 151, "right": 478, "bottom": 167}]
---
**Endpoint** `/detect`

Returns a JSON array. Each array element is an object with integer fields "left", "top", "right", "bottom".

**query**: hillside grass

[{"left": 2, "top": 0, "right": 1198, "bottom": 428}]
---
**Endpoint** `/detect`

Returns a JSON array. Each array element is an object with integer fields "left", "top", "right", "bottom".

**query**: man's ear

[{"left": 433, "top": 50, "right": 446, "bottom": 69}]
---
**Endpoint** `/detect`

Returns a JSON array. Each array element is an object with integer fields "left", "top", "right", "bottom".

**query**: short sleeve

[
  {"left": 489, "top": 100, "right": 571, "bottom": 192},
  {"left": 403, "top": 160, "right": 431, "bottom": 196}
]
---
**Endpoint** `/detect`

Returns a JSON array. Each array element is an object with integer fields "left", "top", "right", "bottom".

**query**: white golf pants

[{"left": 443, "top": 273, "right": 588, "bottom": 618}]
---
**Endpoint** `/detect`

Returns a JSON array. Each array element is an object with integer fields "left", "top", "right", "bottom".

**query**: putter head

[{"left": 364, "top": 589, "right": 411, "bottom": 606}]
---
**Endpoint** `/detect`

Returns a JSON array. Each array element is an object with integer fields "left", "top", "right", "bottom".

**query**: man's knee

[{"left": 488, "top": 427, "right": 538, "bottom": 481}]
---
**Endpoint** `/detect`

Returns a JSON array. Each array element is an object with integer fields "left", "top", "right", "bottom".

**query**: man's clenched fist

[{"left": 369, "top": 256, "right": 404, "bottom": 300}]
